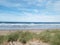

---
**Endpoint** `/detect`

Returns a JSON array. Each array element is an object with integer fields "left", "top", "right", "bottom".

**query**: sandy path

[{"left": 7, "top": 41, "right": 49, "bottom": 45}]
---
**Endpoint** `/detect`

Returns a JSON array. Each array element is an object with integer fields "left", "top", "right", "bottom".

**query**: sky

[{"left": 0, "top": 0, "right": 60, "bottom": 22}]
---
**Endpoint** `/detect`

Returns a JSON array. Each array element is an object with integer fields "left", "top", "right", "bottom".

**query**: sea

[{"left": 0, "top": 22, "right": 60, "bottom": 30}]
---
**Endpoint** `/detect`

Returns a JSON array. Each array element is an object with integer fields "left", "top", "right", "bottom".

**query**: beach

[{"left": 0, "top": 29, "right": 60, "bottom": 45}]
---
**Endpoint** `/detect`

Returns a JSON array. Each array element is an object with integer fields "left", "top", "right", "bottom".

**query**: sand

[{"left": 0, "top": 29, "right": 44, "bottom": 35}]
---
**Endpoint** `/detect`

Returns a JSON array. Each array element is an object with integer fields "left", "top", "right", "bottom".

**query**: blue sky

[{"left": 0, "top": 0, "right": 60, "bottom": 22}]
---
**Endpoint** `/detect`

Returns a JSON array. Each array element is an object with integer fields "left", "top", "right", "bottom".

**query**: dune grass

[
  {"left": 38, "top": 30, "right": 51, "bottom": 43},
  {"left": 0, "top": 30, "right": 60, "bottom": 45},
  {"left": 38, "top": 30, "right": 60, "bottom": 45}
]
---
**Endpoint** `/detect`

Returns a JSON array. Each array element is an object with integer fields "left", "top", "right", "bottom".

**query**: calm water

[{"left": 0, "top": 22, "right": 60, "bottom": 30}]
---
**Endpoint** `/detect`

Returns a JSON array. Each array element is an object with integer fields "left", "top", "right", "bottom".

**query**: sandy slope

[{"left": 6, "top": 41, "right": 49, "bottom": 45}]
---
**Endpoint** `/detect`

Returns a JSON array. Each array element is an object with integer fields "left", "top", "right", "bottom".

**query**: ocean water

[{"left": 0, "top": 22, "right": 60, "bottom": 30}]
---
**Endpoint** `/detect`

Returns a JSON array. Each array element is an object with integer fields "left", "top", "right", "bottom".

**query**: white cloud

[
  {"left": 0, "top": 12, "right": 60, "bottom": 22},
  {"left": 26, "top": 0, "right": 44, "bottom": 6},
  {"left": 0, "top": 0, "right": 60, "bottom": 22},
  {"left": 33, "top": 9, "right": 39, "bottom": 13},
  {"left": 46, "top": 0, "right": 60, "bottom": 12},
  {"left": 22, "top": 12, "right": 60, "bottom": 22},
  {"left": 52, "top": 1, "right": 60, "bottom": 11},
  {"left": 37, "top": 0, "right": 46, "bottom": 3}
]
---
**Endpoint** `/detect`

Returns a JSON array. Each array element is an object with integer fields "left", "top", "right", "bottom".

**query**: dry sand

[{"left": 0, "top": 29, "right": 44, "bottom": 35}]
